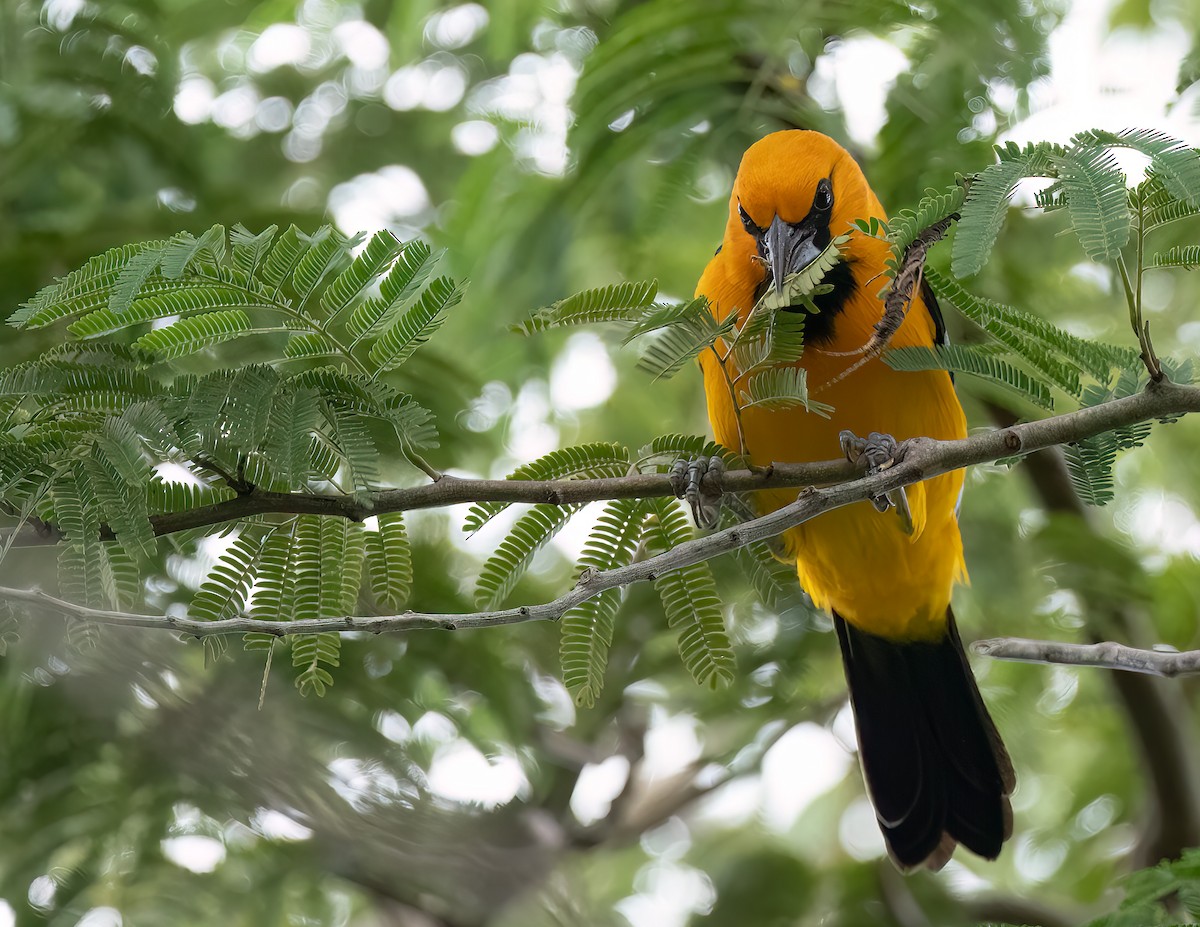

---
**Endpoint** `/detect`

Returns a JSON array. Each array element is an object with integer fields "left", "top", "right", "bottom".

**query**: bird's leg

[
  {"left": 669, "top": 455, "right": 726, "bottom": 529},
  {"left": 838, "top": 430, "right": 914, "bottom": 535}
]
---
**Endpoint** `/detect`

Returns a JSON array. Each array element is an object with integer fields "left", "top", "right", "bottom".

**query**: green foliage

[
  {"left": 634, "top": 297, "right": 734, "bottom": 380},
  {"left": 513, "top": 280, "right": 659, "bottom": 334},
  {"left": 737, "top": 367, "right": 833, "bottom": 416},
  {"left": 1063, "top": 366, "right": 1156, "bottom": 506},
  {"left": 925, "top": 267, "right": 1136, "bottom": 390},
  {"left": 475, "top": 503, "right": 581, "bottom": 609},
  {"left": 560, "top": 498, "right": 650, "bottom": 706},
  {"left": 365, "top": 513, "right": 413, "bottom": 611},
  {"left": 1150, "top": 245, "right": 1200, "bottom": 269},
  {"left": 953, "top": 142, "right": 1060, "bottom": 277},
  {"left": 641, "top": 498, "right": 734, "bottom": 689},
  {"left": 884, "top": 344, "right": 1054, "bottom": 409},
  {"left": 952, "top": 129, "right": 1200, "bottom": 277}
]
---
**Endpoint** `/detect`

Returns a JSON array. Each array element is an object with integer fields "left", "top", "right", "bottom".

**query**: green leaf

[
  {"left": 953, "top": 142, "right": 1060, "bottom": 277},
  {"left": 132, "top": 309, "right": 253, "bottom": 362},
  {"left": 1074, "top": 128, "right": 1200, "bottom": 206},
  {"left": 1150, "top": 245, "right": 1200, "bottom": 269},
  {"left": 291, "top": 227, "right": 351, "bottom": 307},
  {"left": 882, "top": 183, "right": 965, "bottom": 279},
  {"left": 635, "top": 297, "right": 733, "bottom": 381},
  {"left": 69, "top": 285, "right": 278, "bottom": 339},
  {"left": 283, "top": 332, "right": 341, "bottom": 359},
  {"left": 260, "top": 225, "right": 323, "bottom": 296},
  {"left": 642, "top": 499, "right": 734, "bottom": 689},
  {"left": 516, "top": 280, "right": 660, "bottom": 335},
  {"left": 464, "top": 442, "right": 631, "bottom": 534},
  {"left": 190, "top": 530, "right": 268, "bottom": 624},
  {"left": 1052, "top": 146, "right": 1131, "bottom": 261},
  {"left": 738, "top": 367, "right": 833, "bottom": 416},
  {"left": 160, "top": 224, "right": 226, "bottom": 279},
  {"left": 475, "top": 504, "right": 580, "bottom": 609},
  {"left": 261, "top": 386, "right": 320, "bottom": 488},
  {"left": 367, "top": 276, "right": 466, "bottom": 371},
  {"left": 634, "top": 433, "right": 741, "bottom": 472},
  {"left": 107, "top": 246, "right": 167, "bottom": 316},
  {"left": 320, "top": 229, "right": 405, "bottom": 320},
  {"left": 755, "top": 234, "right": 850, "bottom": 312},
  {"left": 231, "top": 224, "right": 278, "bottom": 278},
  {"left": 346, "top": 240, "right": 439, "bottom": 339},
  {"left": 365, "top": 513, "right": 412, "bottom": 611},
  {"left": 250, "top": 530, "right": 298, "bottom": 623},
  {"left": 11, "top": 242, "right": 161, "bottom": 329},
  {"left": 884, "top": 344, "right": 1054, "bottom": 409},
  {"left": 926, "top": 267, "right": 1135, "bottom": 383},
  {"left": 561, "top": 498, "right": 649, "bottom": 707}
]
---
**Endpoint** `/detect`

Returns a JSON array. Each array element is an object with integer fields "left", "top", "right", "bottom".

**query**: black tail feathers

[{"left": 834, "top": 609, "right": 1015, "bottom": 871}]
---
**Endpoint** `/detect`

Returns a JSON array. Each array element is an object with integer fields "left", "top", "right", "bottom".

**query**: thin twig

[
  {"left": 3, "top": 377, "right": 1198, "bottom": 637},
  {"left": 973, "top": 637, "right": 1200, "bottom": 678}
]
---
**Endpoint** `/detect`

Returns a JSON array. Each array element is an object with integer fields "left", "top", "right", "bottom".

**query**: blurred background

[{"left": 4, "top": 0, "right": 1200, "bottom": 924}]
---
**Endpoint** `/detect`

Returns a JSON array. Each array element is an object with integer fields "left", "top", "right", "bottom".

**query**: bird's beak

[{"left": 764, "top": 214, "right": 822, "bottom": 296}]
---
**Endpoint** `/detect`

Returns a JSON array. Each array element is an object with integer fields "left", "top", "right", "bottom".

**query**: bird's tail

[{"left": 833, "top": 608, "right": 1015, "bottom": 871}]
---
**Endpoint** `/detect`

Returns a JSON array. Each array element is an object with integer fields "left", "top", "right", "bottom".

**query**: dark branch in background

[
  {"left": 974, "top": 638, "right": 1200, "bottom": 677},
  {"left": 986, "top": 401, "right": 1200, "bottom": 867},
  {"left": 2, "top": 378, "right": 1198, "bottom": 637}
]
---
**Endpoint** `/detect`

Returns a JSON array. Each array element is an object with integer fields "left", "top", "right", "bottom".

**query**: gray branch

[
  {"left": 973, "top": 638, "right": 1200, "bottom": 678},
  {"left": 2, "top": 377, "right": 1197, "bottom": 638}
]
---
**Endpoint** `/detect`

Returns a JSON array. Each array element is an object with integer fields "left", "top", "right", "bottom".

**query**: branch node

[
  {"left": 1003, "top": 429, "right": 1023, "bottom": 452},
  {"left": 576, "top": 567, "right": 598, "bottom": 587}
]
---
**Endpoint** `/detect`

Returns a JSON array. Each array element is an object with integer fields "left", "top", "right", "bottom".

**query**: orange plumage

[{"left": 698, "top": 131, "right": 1013, "bottom": 870}]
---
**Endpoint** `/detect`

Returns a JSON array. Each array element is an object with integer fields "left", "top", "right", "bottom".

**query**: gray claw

[
  {"left": 670, "top": 455, "right": 725, "bottom": 529},
  {"left": 840, "top": 430, "right": 910, "bottom": 524}
]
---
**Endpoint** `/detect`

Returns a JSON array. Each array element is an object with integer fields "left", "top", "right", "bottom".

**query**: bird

[{"left": 693, "top": 130, "right": 1015, "bottom": 871}]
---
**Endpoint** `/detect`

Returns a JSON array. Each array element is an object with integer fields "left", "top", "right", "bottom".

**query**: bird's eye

[
  {"left": 738, "top": 203, "right": 761, "bottom": 236},
  {"left": 813, "top": 179, "right": 833, "bottom": 210}
]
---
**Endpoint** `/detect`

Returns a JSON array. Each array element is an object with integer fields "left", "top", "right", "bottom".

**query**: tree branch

[
  {"left": 4, "top": 459, "right": 859, "bottom": 547},
  {"left": 3, "top": 377, "right": 1198, "bottom": 637},
  {"left": 973, "top": 638, "right": 1200, "bottom": 678}
]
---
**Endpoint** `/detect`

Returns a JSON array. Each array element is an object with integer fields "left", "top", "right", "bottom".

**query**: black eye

[
  {"left": 814, "top": 179, "right": 833, "bottom": 210},
  {"left": 738, "top": 203, "right": 761, "bottom": 236}
]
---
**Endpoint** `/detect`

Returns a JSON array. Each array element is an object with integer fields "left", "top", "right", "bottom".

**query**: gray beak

[{"left": 764, "top": 214, "right": 822, "bottom": 296}]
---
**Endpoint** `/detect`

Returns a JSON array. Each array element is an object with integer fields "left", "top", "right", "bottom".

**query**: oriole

[{"left": 696, "top": 131, "right": 1014, "bottom": 870}]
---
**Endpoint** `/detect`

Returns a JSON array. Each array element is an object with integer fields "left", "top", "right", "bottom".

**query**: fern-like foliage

[
  {"left": 884, "top": 344, "right": 1054, "bottom": 410},
  {"left": 475, "top": 504, "right": 580, "bottom": 609},
  {"left": 365, "top": 513, "right": 413, "bottom": 611},
  {"left": 953, "top": 128, "right": 1200, "bottom": 276},
  {"left": 953, "top": 142, "right": 1060, "bottom": 277},
  {"left": 1063, "top": 366, "right": 1158, "bottom": 506},
  {"left": 641, "top": 499, "right": 734, "bottom": 689},
  {"left": 635, "top": 297, "right": 734, "bottom": 381},
  {"left": 925, "top": 267, "right": 1136, "bottom": 390},
  {"left": 1052, "top": 146, "right": 1131, "bottom": 261},
  {"left": 870, "top": 183, "right": 965, "bottom": 282},
  {"left": 514, "top": 280, "right": 659, "bottom": 334},
  {"left": 1150, "top": 245, "right": 1200, "bottom": 269},
  {"left": 738, "top": 367, "right": 833, "bottom": 416},
  {"left": 560, "top": 497, "right": 649, "bottom": 707}
]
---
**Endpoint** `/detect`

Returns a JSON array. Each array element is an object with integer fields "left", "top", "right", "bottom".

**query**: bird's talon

[{"left": 669, "top": 455, "right": 726, "bottom": 529}]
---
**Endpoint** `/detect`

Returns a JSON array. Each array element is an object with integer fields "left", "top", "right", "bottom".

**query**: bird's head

[{"left": 725, "top": 130, "right": 884, "bottom": 315}]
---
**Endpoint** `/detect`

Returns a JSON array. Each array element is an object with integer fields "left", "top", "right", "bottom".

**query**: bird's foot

[
  {"left": 669, "top": 455, "right": 726, "bottom": 529},
  {"left": 838, "top": 430, "right": 914, "bottom": 534}
]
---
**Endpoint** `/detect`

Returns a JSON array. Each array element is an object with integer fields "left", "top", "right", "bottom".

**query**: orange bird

[{"left": 695, "top": 131, "right": 1014, "bottom": 870}]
